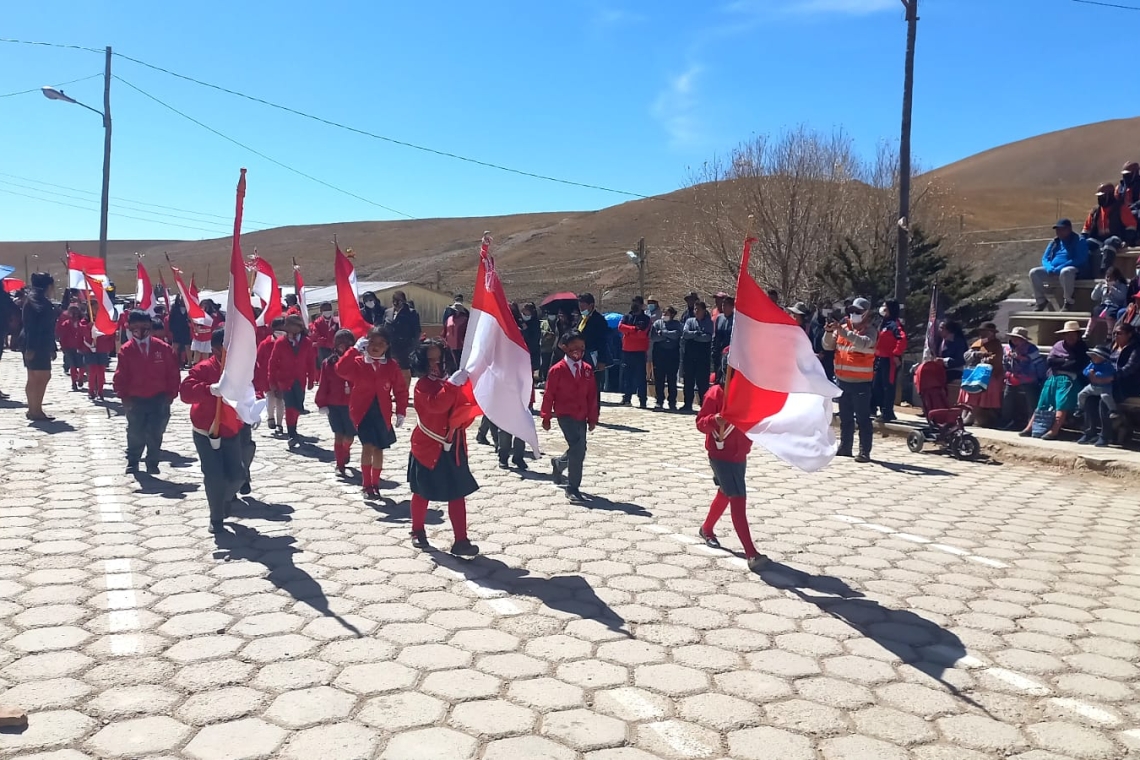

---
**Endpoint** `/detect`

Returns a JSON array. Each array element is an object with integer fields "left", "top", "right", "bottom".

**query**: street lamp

[
  {"left": 626, "top": 238, "right": 647, "bottom": 299},
  {"left": 41, "top": 45, "right": 113, "bottom": 261}
]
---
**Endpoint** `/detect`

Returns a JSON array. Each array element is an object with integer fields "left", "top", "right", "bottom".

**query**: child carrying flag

[
  {"left": 269, "top": 314, "right": 318, "bottom": 447},
  {"left": 695, "top": 356, "right": 769, "bottom": 571},
  {"left": 57, "top": 305, "right": 87, "bottom": 391},
  {"left": 316, "top": 329, "right": 357, "bottom": 477},
  {"left": 336, "top": 325, "right": 408, "bottom": 498},
  {"left": 541, "top": 330, "right": 599, "bottom": 501},
  {"left": 255, "top": 317, "right": 285, "bottom": 432},
  {"left": 82, "top": 317, "right": 116, "bottom": 401}
]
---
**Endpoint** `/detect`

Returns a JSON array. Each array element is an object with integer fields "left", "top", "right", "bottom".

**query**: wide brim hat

[{"left": 1056, "top": 320, "right": 1083, "bottom": 334}]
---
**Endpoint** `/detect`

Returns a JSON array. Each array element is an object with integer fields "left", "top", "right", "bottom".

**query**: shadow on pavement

[
  {"left": 574, "top": 494, "right": 652, "bottom": 517},
  {"left": 0, "top": 399, "right": 25, "bottom": 410},
  {"left": 229, "top": 497, "right": 293, "bottom": 522},
  {"left": 434, "top": 553, "right": 629, "bottom": 635},
  {"left": 29, "top": 418, "right": 75, "bottom": 433},
  {"left": 213, "top": 523, "right": 362, "bottom": 637},
  {"left": 131, "top": 473, "right": 200, "bottom": 500},
  {"left": 367, "top": 497, "right": 443, "bottom": 526},
  {"left": 595, "top": 422, "right": 650, "bottom": 434},
  {"left": 874, "top": 460, "right": 958, "bottom": 477},
  {"left": 158, "top": 449, "right": 197, "bottom": 469}
]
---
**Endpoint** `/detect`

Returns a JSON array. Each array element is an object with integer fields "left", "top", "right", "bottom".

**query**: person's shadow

[
  {"left": 158, "top": 449, "right": 197, "bottom": 469},
  {"left": 434, "top": 553, "right": 628, "bottom": 635},
  {"left": 28, "top": 418, "right": 76, "bottom": 433},
  {"left": 366, "top": 497, "right": 443, "bottom": 526},
  {"left": 572, "top": 494, "right": 652, "bottom": 517},
  {"left": 213, "top": 523, "right": 361, "bottom": 636},
  {"left": 228, "top": 498, "right": 293, "bottom": 523},
  {"left": 131, "top": 474, "right": 199, "bottom": 500}
]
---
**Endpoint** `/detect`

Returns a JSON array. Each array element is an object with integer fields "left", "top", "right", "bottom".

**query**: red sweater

[
  {"left": 56, "top": 314, "right": 85, "bottom": 351},
  {"left": 335, "top": 348, "right": 409, "bottom": 426},
  {"left": 269, "top": 335, "right": 318, "bottom": 392},
  {"left": 310, "top": 316, "right": 337, "bottom": 350},
  {"left": 255, "top": 324, "right": 273, "bottom": 346},
  {"left": 80, "top": 321, "right": 116, "bottom": 354},
  {"left": 114, "top": 338, "right": 181, "bottom": 402},
  {"left": 541, "top": 359, "right": 599, "bottom": 425},
  {"left": 314, "top": 356, "right": 351, "bottom": 408},
  {"left": 619, "top": 319, "right": 651, "bottom": 353},
  {"left": 410, "top": 375, "right": 479, "bottom": 469},
  {"left": 254, "top": 335, "right": 275, "bottom": 395},
  {"left": 695, "top": 384, "right": 752, "bottom": 463},
  {"left": 179, "top": 356, "right": 241, "bottom": 438}
]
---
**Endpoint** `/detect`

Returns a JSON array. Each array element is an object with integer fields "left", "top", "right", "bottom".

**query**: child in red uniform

[
  {"left": 316, "top": 329, "right": 357, "bottom": 476},
  {"left": 255, "top": 317, "right": 285, "bottom": 432},
  {"left": 408, "top": 339, "right": 479, "bottom": 555},
  {"left": 114, "top": 310, "right": 181, "bottom": 474},
  {"left": 56, "top": 305, "right": 86, "bottom": 390},
  {"left": 269, "top": 314, "right": 318, "bottom": 446},
  {"left": 695, "top": 359, "right": 768, "bottom": 571},
  {"left": 541, "top": 330, "right": 599, "bottom": 500},
  {"left": 336, "top": 325, "right": 408, "bottom": 498},
  {"left": 311, "top": 302, "right": 338, "bottom": 365},
  {"left": 82, "top": 318, "right": 117, "bottom": 401}
]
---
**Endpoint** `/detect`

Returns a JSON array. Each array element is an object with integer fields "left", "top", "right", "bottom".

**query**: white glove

[
  {"left": 209, "top": 383, "right": 223, "bottom": 398},
  {"left": 448, "top": 370, "right": 469, "bottom": 386},
  {"left": 395, "top": 414, "right": 405, "bottom": 428},
  {"left": 355, "top": 337, "right": 369, "bottom": 353},
  {"left": 319, "top": 407, "right": 329, "bottom": 416}
]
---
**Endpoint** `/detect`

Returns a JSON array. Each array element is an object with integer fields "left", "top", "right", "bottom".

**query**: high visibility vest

[{"left": 834, "top": 330, "right": 875, "bottom": 383}]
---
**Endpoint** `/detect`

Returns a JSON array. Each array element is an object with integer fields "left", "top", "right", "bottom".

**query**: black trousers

[
  {"left": 654, "top": 350, "right": 680, "bottom": 408},
  {"left": 555, "top": 417, "right": 587, "bottom": 490},
  {"left": 125, "top": 396, "right": 171, "bottom": 466},
  {"left": 193, "top": 431, "right": 246, "bottom": 525},
  {"left": 621, "top": 351, "right": 647, "bottom": 404},
  {"left": 1082, "top": 394, "right": 1115, "bottom": 442},
  {"left": 497, "top": 428, "right": 526, "bottom": 463},
  {"left": 837, "top": 380, "right": 873, "bottom": 455},
  {"left": 870, "top": 358, "right": 897, "bottom": 422},
  {"left": 681, "top": 343, "right": 711, "bottom": 408},
  {"left": 1001, "top": 383, "right": 1040, "bottom": 429}
]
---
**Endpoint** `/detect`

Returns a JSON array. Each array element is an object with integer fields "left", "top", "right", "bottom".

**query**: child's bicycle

[{"left": 906, "top": 405, "right": 981, "bottom": 461}]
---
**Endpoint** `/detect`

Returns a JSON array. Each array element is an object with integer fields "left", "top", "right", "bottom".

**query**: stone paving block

[
  {"left": 1024, "top": 721, "right": 1120, "bottom": 759},
  {"left": 820, "top": 734, "right": 911, "bottom": 760},
  {"left": 727, "top": 726, "right": 816, "bottom": 760},
  {"left": 279, "top": 723, "right": 380, "bottom": 760},
  {"left": 86, "top": 684, "right": 183, "bottom": 719},
  {"left": 634, "top": 663, "right": 709, "bottom": 697},
  {"left": 334, "top": 661, "right": 418, "bottom": 695},
  {"left": 175, "top": 686, "right": 267, "bottom": 725},
  {"left": 0, "top": 709, "right": 97, "bottom": 755},
  {"left": 450, "top": 698, "right": 537, "bottom": 737},
  {"left": 0, "top": 677, "right": 92, "bottom": 711},
  {"left": 506, "top": 677, "right": 586, "bottom": 710},
  {"left": 542, "top": 708, "right": 628, "bottom": 751},
  {"left": 765, "top": 698, "right": 848, "bottom": 736},
  {"left": 483, "top": 736, "right": 576, "bottom": 760},
  {"left": 86, "top": 715, "right": 191, "bottom": 757},
  {"left": 264, "top": 685, "right": 357, "bottom": 728},
  {"left": 421, "top": 668, "right": 501, "bottom": 701},
  {"left": 359, "top": 692, "right": 447, "bottom": 730},
  {"left": 380, "top": 726, "right": 478, "bottom": 760},
  {"left": 678, "top": 692, "right": 760, "bottom": 731},
  {"left": 252, "top": 658, "right": 336, "bottom": 691},
  {"left": 182, "top": 717, "right": 288, "bottom": 760},
  {"left": 938, "top": 713, "right": 1028, "bottom": 752},
  {"left": 557, "top": 659, "right": 629, "bottom": 689}
]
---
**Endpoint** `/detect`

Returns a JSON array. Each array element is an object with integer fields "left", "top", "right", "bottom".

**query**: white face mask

[
  {"left": 850, "top": 312, "right": 867, "bottom": 326},
  {"left": 522, "top": 314, "right": 532, "bottom": 322},
  {"left": 879, "top": 306, "right": 889, "bottom": 318},
  {"left": 364, "top": 300, "right": 376, "bottom": 308},
  {"left": 320, "top": 310, "right": 332, "bottom": 318},
  {"left": 274, "top": 330, "right": 286, "bottom": 338}
]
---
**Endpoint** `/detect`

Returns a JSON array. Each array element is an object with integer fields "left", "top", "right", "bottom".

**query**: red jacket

[
  {"left": 80, "top": 321, "right": 116, "bottom": 354},
  {"left": 56, "top": 314, "right": 85, "bottom": 351},
  {"left": 310, "top": 316, "right": 337, "bottom": 350},
  {"left": 541, "top": 358, "right": 599, "bottom": 426},
  {"left": 695, "top": 384, "right": 752, "bottom": 463},
  {"left": 254, "top": 335, "right": 275, "bottom": 395},
  {"left": 269, "top": 335, "right": 318, "bottom": 392},
  {"left": 314, "top": 355, "right": 351, "bottom": 408},
  {"left": 619, "top": 314, "right": 651, "bottom": 353},
  {"left": 411, "top": 375, "right": 479, "bottom": 469},
  {"left": 874, "top": 320, "right": 908, "bottom": 383},
  {"left": 255, "top": 324, "right": 273, "bottom": 346},
  {"left": 336, "top": 348, "right": 409, "bottom": 426},
  {"left": 179, "top": 356, "right": 241, "bottom": 438},
  {"left": 114, "top": 338, "right": 181, "bottom": 402}
]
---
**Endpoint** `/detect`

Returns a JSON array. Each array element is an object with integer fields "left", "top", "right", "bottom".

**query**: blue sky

[{"left": 0, "top": 0, "right": 1126, "bottom": 242}]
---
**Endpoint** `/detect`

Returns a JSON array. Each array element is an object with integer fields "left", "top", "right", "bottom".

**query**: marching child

[
  {"left": 316, "top": 329, "right": 357, "bottom": 476},
  {"left": 82, "top": 317, "right": 116, "bottom": 401},
  {"left": 336, "top": 325, "right": 408, "bottom": 498},
  {"left": 541, "top": 330, "right": 599, "bottom": 500},
  {"left": 269, "top": 313, "right": 318, "bottom": 447},
  {"left": 57, "top": 304, "right": 86, "bottom": 391},
  {"left": 695, "top": 356, "right": 769, "bottom": 571},
  {"left": 311, "top": 302, "right": 338, "bottom": 365},
  {"left": 408, "top": 339, "right": 480, "bottom": 555},
  {"left": 113, "top": 310, "right": 181, "bottom": 475},
  {"left": 256, "top": 317, "right": 285, "bottom": 432}
]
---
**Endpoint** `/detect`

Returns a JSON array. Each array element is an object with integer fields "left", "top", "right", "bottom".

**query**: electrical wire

[
  {"left": 1071, "top": 0, "right": 1140, "bottom": 9},
  {"left": 0, "top": 186, "right": 233, "bottom": 235},
  {"left": 114, "top": 75, "right": 416, "bottom": 220},
  {"left": 0, "top": 72, "right": 102, "bottom": 99},
  {"left": 0, "top": 38, "right": 102, "bottom": 54}
]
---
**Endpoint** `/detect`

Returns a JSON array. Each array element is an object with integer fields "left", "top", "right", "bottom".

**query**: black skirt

[
  {"left": 357, "top": 398, "right": 397, "bottom": 449},
  {"left": 283, "top": 380, "right": 306, "bottom": 411},
  {"left": 408, "top": 442, "right": 479, "bottom": 502},
  {"left": 84, "top": 352, "right": 111, "bottom": 367},
  {"left": 327, "top": 405, "right": 356, "bottom": 437}
]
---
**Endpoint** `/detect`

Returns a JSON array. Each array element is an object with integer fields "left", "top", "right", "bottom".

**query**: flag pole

[
  {"left": 210, "top": 167, "right": 248, "bottom": 439},
  {"left": 723, "top": 214, "right": 756, "bottom": 393}
]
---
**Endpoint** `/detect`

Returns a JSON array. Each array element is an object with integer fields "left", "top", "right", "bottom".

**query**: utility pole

[
  {"left": 895, "top": 0, "right": 918, "bottom": 302},
  {"left": 637, "top": 237, "right": 647, "bottom": 299},
  {"left": 99, "top": 46, "right": 113, "bottom": 261}
]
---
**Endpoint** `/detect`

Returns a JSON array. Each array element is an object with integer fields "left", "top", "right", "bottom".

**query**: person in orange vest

[
  {"left": 1083, "top": 183, "right": 1137, "bottom": 274},
  {"left": 822, "top": 297, "right": 876, "bottom": 462}
]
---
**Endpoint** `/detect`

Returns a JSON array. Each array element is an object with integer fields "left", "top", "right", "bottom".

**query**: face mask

[
  {"left": 851, "top": 312, "right": 867, "bottom": 326},
  {"left": 879, "top": 306, "right": 889, "bottom": 318},
  {"left": 647, "top": 305, "right": 658, "bottom": 315},
  {"left": 132, "top": 334, "right": 150, "bottom": 347},
  {"left": 522, "top": 314, "right": 532, "bottom": 322},
  {"left": 321, "top": 310, "right": 332, "bottom": 318},
  {"left": 274, "top": 330, "right": 286, "bottom": 338},
  {"left": 567, "top": 349, "right": 585, "bottom": 362},
  {"left": 364, "top": 300, "right": 376, "bottom": 308}
]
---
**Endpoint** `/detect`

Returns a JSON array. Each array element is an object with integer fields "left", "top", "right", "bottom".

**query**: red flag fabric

[
  {"left": 170, "top": 264, "right": 205, "bottom": 320},
  {"left": 135, "top": 261, "right": 155, "bottom": 315},
  {"left": 251, "top": 256, "right": 282, "bottom": 327},
  {"left": 293, "top": 262, "right": 309, "bottom": 328},
  {"left": 189, "top": 275, "right": 199, "bottom": 300},
  {"left": 83, "top": 272, "right": 117, "bottom": 336},
  {"left": 3, "top": 278, "right": 25, "bottom": 293},
  {"left": 68, "top": 251, "right": 106, "bottom": 290},
  {"left": 334, "top": 245, "right": 368, "bottom": 338}
]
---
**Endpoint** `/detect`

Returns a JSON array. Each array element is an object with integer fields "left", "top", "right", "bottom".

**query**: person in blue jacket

[{"left": 1029, "top": 219, "right": 1089, "bottom": 312}]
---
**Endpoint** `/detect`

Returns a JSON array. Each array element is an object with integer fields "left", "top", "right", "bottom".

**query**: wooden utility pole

[
  {"left": 895, "top": 0, "right": 918, "bottom": 302},
  {"left": 637, "top": 237, "right": 647, "bottom": 299},
  {"left": 99, "top": 46, "right": 113, "bottom": 261}
]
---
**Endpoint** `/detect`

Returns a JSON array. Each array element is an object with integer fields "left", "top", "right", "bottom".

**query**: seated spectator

[
  {"left": 1119, "top": 260, "right": 1140, "bottom": 326},
  {"left": 939, "top": 320, "right": 967, "bottom": 383},
  {"left": 1080, "top": 323, "right": 1140, "bottom": 446},
  {"left": 1082, "top": 183, "right": 1138, "bottom": 267},
  {"left": 1076, "top": 346, "right": 1117, "bottom": 446},
  {"left": 1119, "top": 161, "right": 1140, "bottom": 215},
  {"left": 958, "top": 322, "right": 1004, "bottom": 427},
  {"left": 1086, "top": 266, "right": 1129, "bottom": 341},
  {"left": 1000, "top": 326, "right": 1047, "bottom": 430},
  {"left": 1020, "top": 321, "right": 1089, "bottom": 440},
  {"left": 1030, "top": 219, "right": 1089, "bottom": 312}
]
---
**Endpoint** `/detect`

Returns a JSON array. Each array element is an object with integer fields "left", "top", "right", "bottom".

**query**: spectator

[
  {"left": 1076, "top": 346, "right": 1117, "bottom": 446},
  {"left": 168, "top": 296, "right": 191, "bottom": 368},
  {"left": 871, "top": 300, "right": 906, "bottom": 423},
  {"left": 680, "top": 301, "right": 714, "bottom": 413},
  {"left": 618, "top": 296, "right": 651, "bottom": 408},
  {"left": 711, "top": 292, "right": 727, "bottom": 320},
  {"left": 0, "top": 288, "right": 14, "bottom": 399},
  {"left": 712, "top": 296, "right": 735, "bottom": 384},
  {"left": 939, "top": 320, "right": 968, "bottom": 383},
  {"left": 958, "top": 322, "right": 1005, "bottom": 427},
  {"left": 441, "top": 301, "right": 469, "bottom": 368},
  {"left": 1083, "top": 183, "right": 1138, "bottom": 265},
  {"left": 575, "top": 293, "right": 610, "bottom": 400},
  {"left": 1020, "top": 320, "right": 1089, "bottom": 440},
  {"left": 1030, "top": 219, "right": 1089, "bottom": 312},
  {"left": 1113, "top": 321, "right": 1140, "bottom": 398},
  {"left": 823, "top": 298, "right": 876, "bottom": 462},
  {"left": 810, "top": 304, "right": 836, "bottom": 380},
  {"left": 519, "top": 302, "right": 542, "bottom": 373},
  {"left": 1086, "top": 266, "right": 1129, "bottom": 340},
  {"left": 538, "top": 311, "right": 559, "bottom": 381},
  {"left": 383, "top": 290, "right": 421, "bottom": 383},
  {"left": 1000, "top": 326, "right": 1047, "bottom": 431},
  {"left": 679, "top": 291, "right": 699, "bottom": 324},
  {"left": 1082, "top": 322, "right": 1140, "bottom": 446},
  {"left": 441, "top": 293, "right": 464, "bottom": 326},
  {"left": 644, "top": 297, "right": 659, "bottom": 385},
  {"left": 788, "top": 302, "right": 811, "bottom": 333},
  {"left": 650, "top": 305, "right": 682, "bottom": 411},
  {"left": 1119, "top": 161, "right": 1140, "bottom": 213},
  {"left": 360, "top": 291, "right": 382, "bottom": 325},
  {"left": 21, "top": 272, "right": 58, "bottom": 421}
]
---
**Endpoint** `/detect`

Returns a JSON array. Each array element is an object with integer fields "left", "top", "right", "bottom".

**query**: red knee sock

[
  {"left": 728, "top": 496, "right": 758, "bottom": 558},
  {"left": 411, "top": 495, "right": 429, "bottom": 533},
  {"left": 285, "top": 408, "right": 300, "bottom": 427},
  {"left": 362, "top": 464, "right": 373, "bottom": 488},
  {"left": 702, "top": 491, "right": 730, "bottom": 535},
  {"left": 448, "top": 499, "right": 468, "bottom": 542},
  {"left": 88, "top": 366, "right": 104, "bottom": 396}
]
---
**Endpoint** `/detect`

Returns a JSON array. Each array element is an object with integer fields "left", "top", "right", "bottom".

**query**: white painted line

[
  {"left": 642, "top": 525, "right": 671, "bottom": 534},
  {"left": 694, "top": 545, "right": 728, "bottom": 556},
  {"left": 484, "top": 598, "right": 522, "bottom": 616},
  {"left": 968, "top": 555, "right": 1009, "bottom": 569},
  {"left": 95, "top": 493, "right": 124, "bottom": 506},
  {"left": 932, "top": 543, "right": 969, "bottom": 556},
  {"left": 106, "top": 590, "right": 138, "bottom": 610},
  {"left": 832, "top": 514, "right": 1007, "bottom": 570},
  {"left": 923, "top": 645, "right": 986, "bottom": 669},
  {"left": 1120, "top": 729, "right": 1140, "bottom": 744},
  {"left": 895, "top": 532, "right": 931, "bottom": 544},
  {"left": 1050, "top": 698, "right": 1120, "bottom": 725},
  {"left": 465, "top": 580, "right": 506, "bottom": 599},
  {"left": 109, "top": 635, "right": 140, "bottom": 655},
  {"left": 104, "top": 559, "right": 131, "bottom": 573},
  {"left": 669, "top": 533, "right": 699, "bottom": 545},
  {"left": 606, "top": 688, "right": 666, "bottom": 720},
  {"left": 984, "top": 668, "right": 1051, "bottom": 696},
  {"left": 644, "top": 721, "right": 715, "bottom": 758},
  {"left": 104, "top": 573, "right": 133, "bottom": 590},
  {"left": 92, "top": 476, "right": 116, "bottom": 487},
  {"left": 862, "top": 523, "right": 896, "bottom": 534},
  {"left": 108, "top": 610, "right": 140, "bottom": 633}
]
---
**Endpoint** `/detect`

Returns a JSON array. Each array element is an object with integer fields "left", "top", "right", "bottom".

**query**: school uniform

[
  {"left": 315, "top": 354, "right": 356, "bottom": 470},
  {"left": 311, "top": 315, "right": 337, "bottom": 364},
  {"left": 190, "top": 317, "right": 214, "bottom": 355},
  {"left": 408, "top": 375, "right": 480, "bottom": 502},
  {"left": 336, "top": 347, "right": 408, "bottom": 450},
  {"left": 113, "top": 337, "right": 181, "bottom": 470},
  {"left": 56, "top": 314, "right": 86, "bottom": 385},
  {"left": 269, "top": 334, "right": 318, "bottom": 436},
  {"left": 694, "top": 383, "right": 760, "bottom": 560},
  {"left": 541, "top": 357, "right": 600, "bottom": 492},
  {"left": 81, "top": 322, "right": 116, "bottom": 399},
  {"left": 180, "top": 355, "right": 256, "bottom": 528}
]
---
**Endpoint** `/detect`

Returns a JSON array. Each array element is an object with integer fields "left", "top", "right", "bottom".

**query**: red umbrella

[
  {"left": 2, "top": 278, "right": 24, "bottom": 293},
  {"left": 540, "top": 291, "right": 579, "bottom": 309}
]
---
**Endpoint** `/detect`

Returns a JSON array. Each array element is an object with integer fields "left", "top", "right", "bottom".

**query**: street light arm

[{"left": 41, "top": 87, "right": 103, "bottom": 117}]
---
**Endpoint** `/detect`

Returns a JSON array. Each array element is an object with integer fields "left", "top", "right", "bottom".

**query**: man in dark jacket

[
  {"left": 650, "top": 306, "right": 682, "bottom": 411},
  {"left": 680, "top": 301, "right": 714, "bottom": 413},
  {"left": 1119, "top": 161, "right": 1140, "bottom": 214},
  {"left": 712, "top": 296, "right": 735, "bottom": 383},
  {"left": 1083, "top": 183, "right": 1138, "bottom": 273},
  {"left": 384, "top": 290, "right": 421, "bottom": 382},
  {"left": 576, "top": 293, "right": 610, "bottom": 399}
]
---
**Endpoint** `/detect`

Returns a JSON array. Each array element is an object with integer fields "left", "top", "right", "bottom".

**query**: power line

[
  {"left": 0, "top": 72, "right": 102, "bottom": 99},
  {"left": 0, "top": 38, "right": 102, "bottom": 53},
  {"left": 0, "top": 186, "right": 233, "bottom": 235},
  {"left": 114, "top": 75, "right": 416, "bottom": 220},
  {"left": 1071, "top": 0, "right": 1140, "bottom": 9}
]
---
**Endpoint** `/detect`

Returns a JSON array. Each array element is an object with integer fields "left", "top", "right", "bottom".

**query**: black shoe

[
  {"left": 855, "top": 451, "right": 871, "bottom": 463},
  {"left": 1077, "top": 434, "right": 1096, "bottom": 445},
  {"left": 747, "top": 554, "right": 771, "bottom": 571},
  {"left": 450, "top": 539, "right": 480, "bottom": 557},
  {"left": 239, "top": 481, "right": 251, "bottom": 495},
  {"left": 698, "top": 528, "right": 721, "bottom": 549},
  {"left": 125, "top": 462, "right": 139, "bottom": 475},
  {"left": 678, "top": 405, "right": 693, "bottom": 414},
  {"left": 654, "top": 404, "right": 665, "bottom": 411},
  {"left": 639, "top": 400, "right": 647, "bottom": 409},
  {"left": 1017, "top": 429, "right": 1032, "bottom": 438},
  {"left": 268, "top": 419, "right": 277, "bottom": 430},
  {"left": 512, "top": 458, "right": 529, "bottom": 471},
  {"left": 1095, "top": 438, "right": 1110, "bottom": 448},
  {"left": 836, "top": 448, "right": 853, "bottom": 458},
  {"left": 498, "top": 459, "right": 510, "bottom": 470},
  {"left": 566, "top": 487, "right": 585, "bottom": 501},
  {"left": 208, "top": 522, "right": 224, "bottom": 534},
  {"left": 411, "top": 530, "right": 430, "bottom": 549},
  {"left": 1062, "top": 301, "right": 1076, "bottom": 312},
  {"left": 1032, "top": 301, "right": 1049, "bottom": 312},
  {"left": 476, "top": 434, "right": 490, "bottom": 446},
  {"left": 551, "top": 458, "right": 565, "bottom": 486},
  {"left": 145, "top": 462, "right": 160, "bottom": 475},
  {"left": 71, "top": 382, "right": 79, "bottom": 392},
  {"left": 620, "top": 397, "right": 632, "bottom": 407}
]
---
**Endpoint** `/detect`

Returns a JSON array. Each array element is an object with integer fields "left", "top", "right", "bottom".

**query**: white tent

[{"left": 197, "top": 281, "right": 409, "bottom": 310}]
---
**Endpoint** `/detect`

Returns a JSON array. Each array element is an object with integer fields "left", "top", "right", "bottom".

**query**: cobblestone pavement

[{"left": 0, "top": 357, "right": 1138, "bottom": 760}]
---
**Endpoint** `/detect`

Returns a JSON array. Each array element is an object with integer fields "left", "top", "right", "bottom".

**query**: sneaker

[
  {"left": 855, "top": 452, "right": 871, "bottom": 463},
  {"left": 551, "top": 458, "right": 565, "bottom": 486},
  {"left": 146, "top": 462, "right": 160, "bottom": 475},
  {"left": 678, "top": 405, "right": 693, "bottom": 414},
  {"left": 698, "top": 528, "right": 721, "bottom": 549},
  {"left": 410, "top": 530, "right": 430, "bottom": 549},
  {"left": 1062, "top": 301, "right": 1076, "bottom": 312},
  {"left": 747, "top": 554, "right": 771, "bottom": 571},
  {"left": 1077, "top": 434, "right": 1096, "bottom": 445},
  {"left": 498, "top": 459, "right": 510, "bottom": 470},
  {"left": 566, "top": 487, "right": 585, "bottom": 501},
  {"left": 450, "top": 539, "right": 480, "bottom": 557},
  {"left": 511, "top": 458, "right": 529, "bottom": 471},
  {"left": 1095, "top": 438, "right": 1110, "bottom": 448}
]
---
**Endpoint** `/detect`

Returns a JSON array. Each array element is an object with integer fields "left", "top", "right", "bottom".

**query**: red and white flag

[
  {"left": 457, "top": 234, "right": 541, "bottom": 456},
  {"left": 169, "top": 262, "right": 206, "bottom": 321},
  {"left": 293, "top": 259, "right": 309, "bottom": 328},
  {"left": 250, "top": 255, "right": 282, "bottom": 327},
  {"left": 83, "top": 272, "right": 117, "bottom": 336},
  {"left": 216, "top": 169, "right": 265, "bottom": 426},
  {"left": 334, "top": 245, "right": 368, "bottom": 338},
  {"left": 722, "top": 237, "right": 840, "bottom": 472},
  {"left": 189, "top": 275, "right": 200, "bottom": 301},
  {"left": 67, "top": 251, "right": 107, "bottom": 290},
  {"left": 135, "top": 260, "right": 155, "bottom": 315}
]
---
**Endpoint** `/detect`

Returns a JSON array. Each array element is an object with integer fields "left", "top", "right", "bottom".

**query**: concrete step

[
  {"left": 1040, "top": 279, "right": 1115, "bottom": 312},
  {"left": 1007, "top": 311, "right": 1111, "bottom": 346}
]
